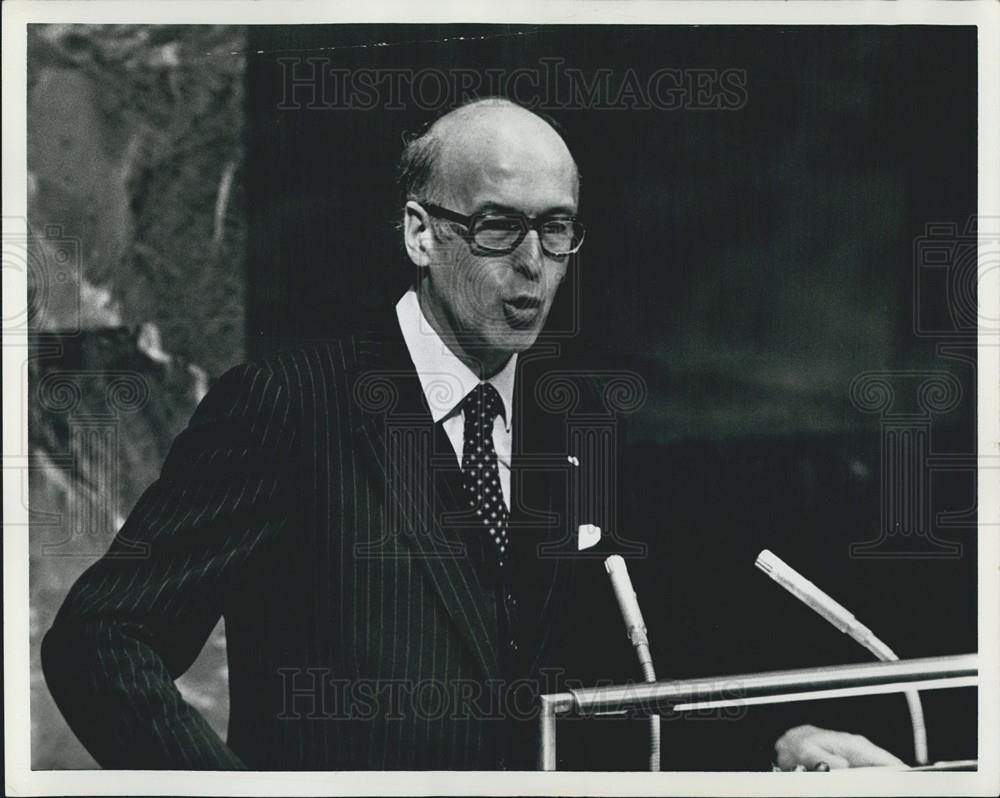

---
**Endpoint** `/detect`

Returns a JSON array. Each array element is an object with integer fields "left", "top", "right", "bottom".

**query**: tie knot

[{"left": 463, "top": 382, "right": 504, "bottom": 427}]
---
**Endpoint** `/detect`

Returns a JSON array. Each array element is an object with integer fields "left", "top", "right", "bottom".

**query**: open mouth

[
  {"left": 503, "top": 296, "right": 542, "bottom": 327},
  {"left": 506, "top": 295, "right": 542, "bottom": 310}
]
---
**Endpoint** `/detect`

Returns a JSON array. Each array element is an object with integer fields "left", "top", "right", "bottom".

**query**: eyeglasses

[{"left": 420, "top": 202, "right": 586, "bottom": 257}]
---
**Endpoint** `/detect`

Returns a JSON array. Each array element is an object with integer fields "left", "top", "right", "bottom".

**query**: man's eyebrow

[
  {"left": 474, "top": 202, "right": 578, "bottom": 216},
  {"left": 474, "top": 202, "right": 520, "bottom": 214}
]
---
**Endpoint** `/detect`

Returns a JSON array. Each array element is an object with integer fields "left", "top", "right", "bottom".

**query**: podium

[{"left": 536, "top": 653, "right": 977, "bottom": 771}]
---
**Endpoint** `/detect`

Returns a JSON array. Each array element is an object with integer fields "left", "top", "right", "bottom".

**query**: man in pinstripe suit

[
  {"left": 41, "top": 97, "right": 902, "bottom": 773},
  {"left": 41, "top": 98, "right": 615, "bottom": 771}
]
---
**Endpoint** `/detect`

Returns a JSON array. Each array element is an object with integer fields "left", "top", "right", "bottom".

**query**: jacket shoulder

[{"left": 232, "top": 336, "right": 372, "bottom": 394}]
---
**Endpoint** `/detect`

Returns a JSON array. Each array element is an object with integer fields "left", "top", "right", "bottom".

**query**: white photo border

[{"left": 4, "top": 1, "right": 998, "bottom": 796}]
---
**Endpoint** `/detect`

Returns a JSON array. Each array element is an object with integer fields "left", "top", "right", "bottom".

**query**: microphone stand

[
  {"left": 605, "top": 555, "right": 660, "bottom": 771},
  {"left": 755, "top": 550, "right": 928, "bottom": 764}
]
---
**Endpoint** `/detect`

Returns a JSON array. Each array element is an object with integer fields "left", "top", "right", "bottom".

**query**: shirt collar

[{"left": 395, "top": 288, "right": 516, "bottom": 429}]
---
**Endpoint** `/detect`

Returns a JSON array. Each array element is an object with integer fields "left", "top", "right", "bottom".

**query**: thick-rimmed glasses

[{"left": 420, "top": 202, "right": 585, "bottom": 257}]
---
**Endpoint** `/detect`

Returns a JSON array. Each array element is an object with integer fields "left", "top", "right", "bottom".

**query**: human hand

[{"left": 774, "top": 724, "right": 906, "bottom": 771}]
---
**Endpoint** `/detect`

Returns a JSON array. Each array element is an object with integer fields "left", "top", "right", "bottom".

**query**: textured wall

[{"left": 27, "top": 24, "right": 247, "bottom": 769}]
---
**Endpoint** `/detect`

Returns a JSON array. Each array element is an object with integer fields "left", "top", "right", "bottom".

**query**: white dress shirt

[{"left": 395, "top": 289, "right": 516, "bottom": 506}]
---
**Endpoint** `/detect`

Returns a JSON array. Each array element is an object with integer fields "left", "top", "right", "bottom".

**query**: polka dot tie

[{"left": 460, "top": 382, "right": 510, "bottom": 570}]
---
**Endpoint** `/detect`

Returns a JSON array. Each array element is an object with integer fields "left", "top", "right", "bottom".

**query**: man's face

[{"left": 409, "top": 111, "right": 579, "bottom": 372}]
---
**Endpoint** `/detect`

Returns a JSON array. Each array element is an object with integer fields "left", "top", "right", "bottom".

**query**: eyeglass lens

[{"left": 472, "top": 216, "right": 583, "bottom": 254}]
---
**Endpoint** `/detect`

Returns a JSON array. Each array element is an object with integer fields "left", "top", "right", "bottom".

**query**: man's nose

[{"left": 513, "top": 230, "right": 545, "bottom": 280}]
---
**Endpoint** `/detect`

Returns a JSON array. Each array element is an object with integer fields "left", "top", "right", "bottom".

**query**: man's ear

[{"left": 403, "top": 201, "right": 433, "bottom": 268}]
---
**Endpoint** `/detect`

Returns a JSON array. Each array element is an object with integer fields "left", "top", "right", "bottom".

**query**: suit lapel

[
  {"left": 351, "top": 327, "right": 501, "bottom": 680},
  {"left": 509, "top": 348, "right": 576, "bottom": 676}
]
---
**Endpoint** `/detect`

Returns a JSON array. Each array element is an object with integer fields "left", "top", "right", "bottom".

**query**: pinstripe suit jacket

[{"left": 42, "top": 318, "right": 614, "bottom": 771}]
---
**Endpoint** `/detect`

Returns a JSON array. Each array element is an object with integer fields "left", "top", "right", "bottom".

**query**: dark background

[{"left": 246, "top": 24, "right": 977, "bottom": 770}]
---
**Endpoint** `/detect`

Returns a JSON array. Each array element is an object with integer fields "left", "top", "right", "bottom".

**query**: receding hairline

[
  {"left": 426, "top": 97, "right": 551, "bottom": 139},
  {"left": 398, "top": 98, "right": 580, "bottom": 203}
]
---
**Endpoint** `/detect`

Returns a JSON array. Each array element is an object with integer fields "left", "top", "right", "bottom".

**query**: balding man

[
  {"left": 42, "top": 98, "right": 595, "bottom": 771},
  {"left": 42, "top": 98, "right": 903, "bottom": 773}
]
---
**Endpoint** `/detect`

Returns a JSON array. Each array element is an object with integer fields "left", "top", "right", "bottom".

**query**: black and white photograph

[{"left": 3, "top": 1, "right": 998, "bottom": 796}]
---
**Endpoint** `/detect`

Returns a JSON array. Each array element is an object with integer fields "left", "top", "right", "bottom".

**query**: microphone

[
  {"left": 755, "top": 549, "right": 885, "bottom": 653},
  {"left": 604, "top": 555, "right": 653, "bottom": 672},
  {"left": 604, "top": 555, "right": 659, "bottom": 770},
  {"left": 755, "top": 549, "right": 928, "bottom": 764}
]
